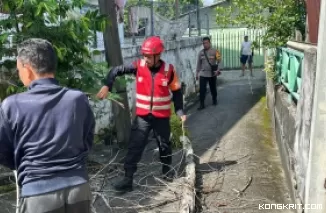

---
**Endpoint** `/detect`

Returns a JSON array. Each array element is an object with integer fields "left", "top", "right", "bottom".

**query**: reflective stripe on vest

[
  {"left": 136, "top": 102, "right": 171, "bottom": 110},
  {"left": 136, "top": 94, "right": 171, "bottom": 102}
]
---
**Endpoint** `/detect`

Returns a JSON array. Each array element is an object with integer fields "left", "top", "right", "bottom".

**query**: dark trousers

[
  {"left": 124, "top": 115, "right": 171, "bottom": 177},
  {"left": 240, "top": 54, "right": 253, "bottom": 64},
  {"left": 199, "top": 76, "right": 217, "bottom": 106}
]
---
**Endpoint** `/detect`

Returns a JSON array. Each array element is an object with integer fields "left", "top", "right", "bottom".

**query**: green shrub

[
  {"left": 0, "top": 183, "right": 16, "bottom": 194},
  {"left": 170, "top": 105, "right": 190, "bottom": 149},
  {"left": 0, "top": 0, "right": 107, "bottom": 99}
]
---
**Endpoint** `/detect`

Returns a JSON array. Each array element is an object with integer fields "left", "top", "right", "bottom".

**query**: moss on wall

[{"left": 259, "top": 96, "right": 274, "bottom": 148}]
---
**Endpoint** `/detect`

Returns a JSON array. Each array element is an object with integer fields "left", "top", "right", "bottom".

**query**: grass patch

[
  {"left": 0, "top": 183, "right": 16, "bottom": 194},
  {"left": 170, "top": 105, "right": 190, "bottom": 149}
]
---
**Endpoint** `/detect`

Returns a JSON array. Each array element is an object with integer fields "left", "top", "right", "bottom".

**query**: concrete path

[{"left": 187, "top": 70, "right": 293, "bottom": 213}]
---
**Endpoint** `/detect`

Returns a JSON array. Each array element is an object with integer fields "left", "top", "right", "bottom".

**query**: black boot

[
  {"left": 213, "top": 99, "right": 217, "bottom": 105},
  {"left": 197, "top": 104, "right": 205, "bottom": 110},
  {"left": 162, "top": 165, "right": 175, "bottom": 182},
  {"left": 113, "top": 176, "right": 133, "bottom": 192}
]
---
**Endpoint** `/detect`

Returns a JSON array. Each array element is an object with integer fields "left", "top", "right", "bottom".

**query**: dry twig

[{"left": 232, "top": 176, "right": 253, "bottom": 197}]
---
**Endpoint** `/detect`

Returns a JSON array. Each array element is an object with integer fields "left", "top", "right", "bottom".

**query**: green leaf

[
  {"left": 0, "top": 33, "right": 10, "bottom": 44},
  {"left": 25, "top": 22, "right": 34, "bottom": 29},
  {"left": 35, "top": 3, "right": 44, "bottom": 16}
]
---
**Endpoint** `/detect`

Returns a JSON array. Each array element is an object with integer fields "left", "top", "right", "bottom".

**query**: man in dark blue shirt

[{"left": 0, "top": 38, "right": 95, "bottom": 213}]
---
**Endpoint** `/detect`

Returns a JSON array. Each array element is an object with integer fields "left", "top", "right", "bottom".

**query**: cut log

[{"left": 179, "top": 135, "right": 196, "bottom": 213}]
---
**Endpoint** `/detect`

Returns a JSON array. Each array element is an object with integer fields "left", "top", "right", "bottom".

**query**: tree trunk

[
  {"left": 98, "top": 0, "right": 131, "bottom": 147},
  {"left": 175, "top": 0, "right": 180, "bottom": 19}
]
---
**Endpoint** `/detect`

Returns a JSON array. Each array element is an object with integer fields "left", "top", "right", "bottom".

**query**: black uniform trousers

[
  {"left": 199, "top": 76, "right": 217, "bottom": 106},
  {"left": 124, "top": 114, "right": 171, "bottom": 177}
]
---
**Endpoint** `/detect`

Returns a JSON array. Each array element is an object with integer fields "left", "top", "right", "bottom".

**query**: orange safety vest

[{"left": 135, "top": 59, "right": 173, "bottom": 118}]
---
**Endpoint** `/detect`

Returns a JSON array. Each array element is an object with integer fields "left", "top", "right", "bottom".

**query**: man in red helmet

[{"left": 97, "top": 36, "right": 186, "bottom": 192}]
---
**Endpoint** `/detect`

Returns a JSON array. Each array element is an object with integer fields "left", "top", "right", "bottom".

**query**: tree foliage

[
  {"left": 0, "top": 0, "right": 108, "bottom": 99},
  {"left": 215, "top": 0, "right": 306, "bottom": 47}
]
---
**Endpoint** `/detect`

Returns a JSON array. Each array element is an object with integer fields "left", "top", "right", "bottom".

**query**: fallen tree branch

[
  {"left": 93, "top": 191, "right": 180, "bottom": 211},
  {"left": 85, "top": 92, "right": 126, "bottom": 110},
  {"left": 232, "top": 176, "right": 253, "bottom": 197},
  {"left": 119, "top": 197, "right": 179, "bottom": 211},
  {"left": 240, "top": 176, "right": 253, "bottom": 192},
  {"left": 200, "top": 188, "right": 221, "bottom": 194},
  {"left": 90, "top": 151, "right": 120, "bottom": 180},
  {"left": 179, "top": 135, "right": 196, "bottom": 213}
]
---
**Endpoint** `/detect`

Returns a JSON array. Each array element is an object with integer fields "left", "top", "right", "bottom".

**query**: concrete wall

[
  {"left": 91, "top": 36, "right": 204, "bottom": 133},
  {"left": 267, "top": 79, "right": 297, "bottom": 204},
  {"left": 266, "top": 41, "right": 318, "bottom": 207}
]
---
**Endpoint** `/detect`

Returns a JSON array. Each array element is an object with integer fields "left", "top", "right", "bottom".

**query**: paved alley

[{"left": 186, "top": 70, "right": 293, "bottom": 213}]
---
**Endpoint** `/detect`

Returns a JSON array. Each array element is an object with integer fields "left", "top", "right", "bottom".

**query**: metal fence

[
  {"left": 85, "top": 0, "right": 209, "bottom": 48},
  {"left": 275, "top": 47, "right": 304, "bottom": 102},
  {"left": 124, "top": 1, "right": 199, "bottom": 35},
  {"left": 87, "top": 1, "right": 201, "bottom": 48},
  {"left": 210, "top": 28, "right": 266, "bottom": 70}
]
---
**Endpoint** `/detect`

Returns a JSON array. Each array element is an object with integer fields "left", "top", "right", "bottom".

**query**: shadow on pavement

[{"left": 185, "top": 70, "right": 267, "bottom": 212}]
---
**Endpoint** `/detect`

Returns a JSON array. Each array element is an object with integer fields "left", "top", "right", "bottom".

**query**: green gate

[
  {"left": 275, "top": 47, "right": 304, "bottom": 102},
  {"left": 210, "top": 28, "right": 266, "bottom": 70}
]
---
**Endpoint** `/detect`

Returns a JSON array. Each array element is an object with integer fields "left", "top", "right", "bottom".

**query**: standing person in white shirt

[{"left": 240, "top": 35, "right": 253, "bottom": 77}]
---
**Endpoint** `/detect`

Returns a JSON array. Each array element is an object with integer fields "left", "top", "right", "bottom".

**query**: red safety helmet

[{"left": 141, "top": 36, "right": 164, "bottom": 55}]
